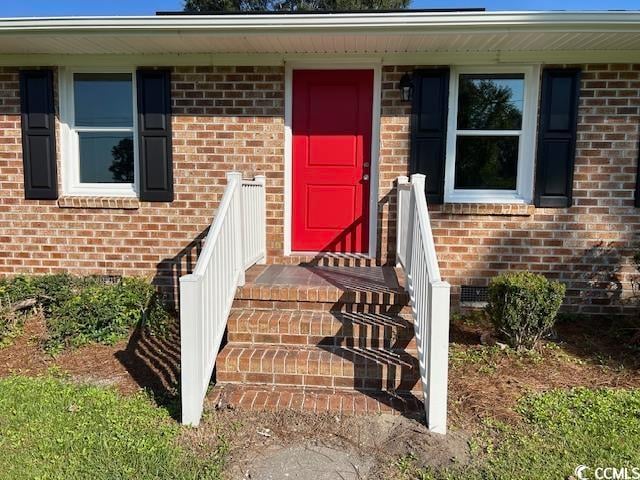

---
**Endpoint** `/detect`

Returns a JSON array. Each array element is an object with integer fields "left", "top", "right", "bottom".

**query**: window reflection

[
  {"left": 74, "top": 73, "right": 133, "bottom": 127},
  {"left": 79, "top": 133, "right": 134, "bottom": 184},
  {"left": 454, "top": 136, "right": 519, "bottom": 190},
  {"left": 457, "top": 74, "right": 524, "bottom": 130}
]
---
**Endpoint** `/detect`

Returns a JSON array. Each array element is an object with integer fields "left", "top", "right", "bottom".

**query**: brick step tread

[
  {"left": 227, "top": 309, "right": 417, "bottom": 349},
  {"left": 207, "top": 384, "right": 424, "bottom": 416},
  {"left": 236, "top": 284, "right": 409, "bottom": 306},
  {"left": 217, "top": 344, "right": 421, "bottom": 392},
  {"left": 232, "top": 298, "right": 413, "bottom": 313}
]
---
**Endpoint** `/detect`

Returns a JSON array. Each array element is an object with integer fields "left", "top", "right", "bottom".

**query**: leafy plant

[
  {"left": 486, "top": 272, "right": 565, "bottom": 350},
  {"left": 44, "top": 277, "right": 169, "bottom": 353},
  {"left": 0, "top": 274, "right": 170, "bottom": 352},
  {"left": 628, "top": 251, "right": 640, "bottom": 344},
  {"left": 0, "top": 275, "right": 43, "bottom": 347}
]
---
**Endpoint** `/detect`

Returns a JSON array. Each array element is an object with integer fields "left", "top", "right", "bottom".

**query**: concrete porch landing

[
  {"left": 249, "top": 265, "right": 402, "bottom": 290},
  {"left": 235, "top": 265, "right": 409, "bottom": 308}
]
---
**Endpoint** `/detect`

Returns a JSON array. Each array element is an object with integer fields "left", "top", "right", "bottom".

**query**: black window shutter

[
  {"left": 409, "top": 68, "right": 450, "bottom": 204},
  {"left": 19, "top": 69, "right": 57, "bottom": 200},
  {"left": 137, "top": 69, "right": 173, "bottom": 202},
  {"left": 534, "top": 68, "right": 581, "bottom": 208}
]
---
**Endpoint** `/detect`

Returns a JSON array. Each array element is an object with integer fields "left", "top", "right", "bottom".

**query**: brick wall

[
  {"left": 0, "top": 66, "right": 284, "bottom": 306},
  {"left": 2, "top": 63, "right": 639, "bottom": 315},
  {"left": 379, "top": 64, "right": 640, "bottom": 315}
]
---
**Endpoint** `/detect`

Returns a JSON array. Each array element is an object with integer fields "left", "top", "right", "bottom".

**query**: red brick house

[{"left": 1, "top": 10, "right": 639, "bottom": 430}]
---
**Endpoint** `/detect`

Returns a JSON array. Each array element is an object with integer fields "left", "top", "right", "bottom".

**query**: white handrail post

[
  {"left": 180, "top": 273, "right": 203, "bottom": 426},
  {"left": 255, "top": 174, "right": 267, "bottom": 265},
  {"left": 410, "top": 174, "right": 426, "bottom": 200},
  {"left": 426, "top": 280, "right": 451, "bottom": 435},
  {"left": 227, "top": 171, "right": 245, "bottom": 287},
  {"left": 396, "top": 175, "right": 409, "bottom": 268}
]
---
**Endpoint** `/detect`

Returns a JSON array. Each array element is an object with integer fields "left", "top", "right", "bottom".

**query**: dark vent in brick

[{"left": 461, "top": 286, "right": 488, "bottom": 304}]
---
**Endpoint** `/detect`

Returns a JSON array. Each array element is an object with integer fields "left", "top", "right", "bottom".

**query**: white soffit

[{"left": 0, "top": 11, "right": 639, "bottom": 56}]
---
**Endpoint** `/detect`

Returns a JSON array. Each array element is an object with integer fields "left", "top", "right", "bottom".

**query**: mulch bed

[
  {"left": 1, "top": 313, "right": 638, "bottom": 433},
  {"left": 0, "top": 316, "right": 181, "bottom": 402},
  {"left": 448, "top": 316, "right": 640, "bottom": 428}
]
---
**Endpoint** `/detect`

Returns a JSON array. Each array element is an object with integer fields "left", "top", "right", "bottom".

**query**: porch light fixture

[{"left": 399, "top": 73, "right": 413, "bottom": 102}]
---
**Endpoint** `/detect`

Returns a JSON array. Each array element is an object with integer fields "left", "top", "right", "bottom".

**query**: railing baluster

[
  {"left": 395, "top": 173, "right": 451, "bottom": 435},
  {"left": 180, "top": 172, "right": 267, "bottom": 426}
]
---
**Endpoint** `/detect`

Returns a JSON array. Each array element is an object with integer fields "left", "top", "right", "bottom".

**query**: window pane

[
  {"left": 454, "top": 136, "right": 519, "bottom": 190},
  {"left": 79, "top": 132, "right": 134, "bottom": 184},
  {"left": 457, "top": 74, "right": 524, "bottom": 130},
  {"left": 74, "top": 73, "right": 133, "bottom": 127}
]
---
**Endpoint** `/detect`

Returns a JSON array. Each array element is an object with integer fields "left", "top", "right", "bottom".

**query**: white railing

[
  {"left": 180, "top": 172, "right": 266, "bottom": 426},
  {"left": 240, "top": 177, "right": 267, "bottom": 268},
  {"left": 396, "top": 174, "right": 451, "bottom": 435}
]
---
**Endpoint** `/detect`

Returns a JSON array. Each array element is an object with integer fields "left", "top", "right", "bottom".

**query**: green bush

[
  {"left": 44, "top": 276, "right": 169, "bottom": 353},
  {"left": 0, "top": 305, "right": 22, "bottom": 348},
  {"left": 0, "top": 275, "right": 45, "bottom": 347},
  {"left": 0, "top": 274, "right": 170, "bottom": 352},
  {"left": 487, "top": 272, "right": 565, "bottom": 350}
]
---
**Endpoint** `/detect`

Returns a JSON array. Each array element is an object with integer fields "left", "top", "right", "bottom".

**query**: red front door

[{"left": 292, "top": 69, "right": 373, "bottom": 253}]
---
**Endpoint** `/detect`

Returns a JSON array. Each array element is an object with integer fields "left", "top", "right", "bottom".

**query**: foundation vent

[{"left": 460, "top": 285, "right": 489, "bottom": 306}]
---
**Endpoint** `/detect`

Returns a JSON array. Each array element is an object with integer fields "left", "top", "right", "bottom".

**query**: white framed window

[
  {"left": 444, "top": 65, "right": 541, "bottom": 204},
  {"left": 59, "top": 67, "right": 138, "bottom": 197}
]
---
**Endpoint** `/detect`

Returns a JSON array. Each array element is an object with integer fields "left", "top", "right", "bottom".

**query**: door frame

[{"left": 283, "top": 60, "right": 382, "bottom": 258}]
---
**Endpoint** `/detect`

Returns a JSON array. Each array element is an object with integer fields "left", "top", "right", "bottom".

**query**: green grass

[
  {"left": 0, "top": 375, "right": 225, "bottom": 480},
  {"left": 409, "top": 388, "right": 640, "bottom": 480}
]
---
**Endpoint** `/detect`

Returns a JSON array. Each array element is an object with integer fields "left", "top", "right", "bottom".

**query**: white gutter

[{"left": 0, "top": 11, "right": 639, "bottom": 34}]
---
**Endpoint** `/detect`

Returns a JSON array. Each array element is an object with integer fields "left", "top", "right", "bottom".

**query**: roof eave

[{"left": 0, "top": 11, "right": 640, "bottom": 35}]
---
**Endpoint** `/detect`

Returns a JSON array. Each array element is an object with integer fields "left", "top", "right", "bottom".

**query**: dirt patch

[{"left": 180, "top": 408, "right": 470, "bottom": 479}]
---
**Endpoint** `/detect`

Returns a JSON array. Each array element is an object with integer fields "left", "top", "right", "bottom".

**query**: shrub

[
  {"left": 0, "top": 274, "right": 170, "bottom": 352},
  {"left": 0, "top": 275, "right": 44, "bottom": 347},
  {"left": 44, "top": 277, "right": 169, "bottom": 353},
  {"left": 486, "top": 272, "right": 565, "bottom": 350},
  {"left": 0, "top": 304, "right": 22, "bottom": 348}
]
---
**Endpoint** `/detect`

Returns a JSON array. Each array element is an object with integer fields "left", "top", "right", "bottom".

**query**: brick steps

[
  {"left": 208, "top": 383, "right": 424, "bottom": 415},
  {"left": 210, "top": 265, "right": 423, "bottom": 415},
  {"left": 216, "top": 344, "right": 422, "bottom": 394},
  {"left": 227, "top": 309, "right": 417, "bottom": 350},
  {"left": 233, "top": 287, "right": 409, "bottom": 310},
  {"left": 232, "top": 297, "right": 413, "bottom": 314}
]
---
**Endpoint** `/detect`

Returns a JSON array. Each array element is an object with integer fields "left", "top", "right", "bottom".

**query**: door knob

[{"left": 363, "top": 174, "right": 369, "bottom": 181}]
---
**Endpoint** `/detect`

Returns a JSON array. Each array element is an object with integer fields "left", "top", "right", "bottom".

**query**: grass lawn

[
  {"left": 397, "top": 387, "right": 640, "bottom": 479},
  {"left": 0, "top": 375, "right": 225, "bottom": 480},
  {"left": 0, "top": 311, "right": 638, "bottom": 479},
  {"left": 391, "top": 312, "right": 640, "bottom": 479}
]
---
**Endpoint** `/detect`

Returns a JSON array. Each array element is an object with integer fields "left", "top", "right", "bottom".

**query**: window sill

[
  {"left": 57, "top": 196, "right": 140, "bottom": 210},
  {"left": 441, "top": 203, "right": 535, "bottom": 216}
]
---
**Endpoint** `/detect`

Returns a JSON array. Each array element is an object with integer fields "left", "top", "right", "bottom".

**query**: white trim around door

[{"left": 283, "top": 60, "right": 382, "bottom": 258}]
